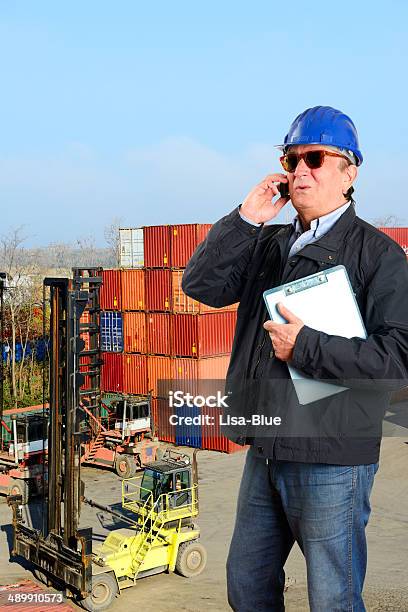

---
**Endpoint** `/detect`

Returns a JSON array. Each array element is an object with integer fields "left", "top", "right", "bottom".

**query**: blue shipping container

[
  {"left": 175, "top": 404, "right": 202, "bottom": 449},
  {"left": 101, "top": 311, "right": 124, "bottom": 353},
  {"left": 36, "top": 337, "right": 49, "bottom": 362}
]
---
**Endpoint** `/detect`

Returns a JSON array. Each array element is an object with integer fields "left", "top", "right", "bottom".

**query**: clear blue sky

[{"left": 1, "top": 1, "right": 407, "bottom": 246}]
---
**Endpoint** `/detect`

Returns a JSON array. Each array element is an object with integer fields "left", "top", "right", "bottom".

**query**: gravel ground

[{"left": 0, "top": 413, "right": 407, "bottom": 611}]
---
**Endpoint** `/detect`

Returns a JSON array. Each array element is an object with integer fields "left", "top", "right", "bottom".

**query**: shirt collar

[{"left": 292, "top": 201, "right": 351, "bottom": 238}]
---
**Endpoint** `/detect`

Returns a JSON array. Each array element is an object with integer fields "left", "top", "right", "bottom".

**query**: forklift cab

[
  {"left": 139, "top": 452, "right": 192, "bottom": 510},
  {"left": 114, "top": 397, "right": 150, "bottom": 434},
  {"left": 8, "top": 415, "right": 48, "bottom": 462}
]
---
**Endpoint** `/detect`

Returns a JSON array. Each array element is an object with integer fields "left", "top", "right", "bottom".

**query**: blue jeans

[{"left": 227, "top": 449, "right": 379, "bottom": 612}]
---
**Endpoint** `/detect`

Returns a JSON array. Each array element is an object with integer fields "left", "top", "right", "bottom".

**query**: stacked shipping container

[
  {"left": 378, "top": 227, "right": 408, "bottom": 257},
  {"left": 100, "top": 223, "right": 240, "bottom": 452}
]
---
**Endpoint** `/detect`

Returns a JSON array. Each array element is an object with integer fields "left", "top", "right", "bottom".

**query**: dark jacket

[{"left": 182, "top": 205, "right": 408, "bottom": 465}]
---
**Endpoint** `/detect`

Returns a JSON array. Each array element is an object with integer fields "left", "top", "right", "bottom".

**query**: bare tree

[
  {"left": 371, "top": 214, "right": 406, "bottom": 227},
  {"left": 76, "top": 235, "right": 99, "bottom": 267},
  {"left": 0, "top": 227, "right": 42, "bottom": 406},
  {"left": 104, "top": 217, "right": 123, "bottom": 267}
]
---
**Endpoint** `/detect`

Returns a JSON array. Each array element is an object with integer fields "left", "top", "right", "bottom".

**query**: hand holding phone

[
  {"left": 240, "top": 173, "right": 290, "bottom": 224},
  {"left": 278, "top": 182, "right": 290, "bottom": 198}
]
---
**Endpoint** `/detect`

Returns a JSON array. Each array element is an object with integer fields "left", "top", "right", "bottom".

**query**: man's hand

[
  {"left": 263, "top": 303, "right": 304, "bottom": 362},
  {"left": 240, "top": 173, "right": 290, "bottom": 224}
]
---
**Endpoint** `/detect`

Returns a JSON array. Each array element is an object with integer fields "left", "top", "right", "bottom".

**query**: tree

[
  {"left": 104, "top": 217, "right": 123, "bottom": 267},
  {"left": 371, "top": 214, "right": 405, "bottom": 227},
  {"left": 76, "top": 235, "right": 99, "bottom": 267},
  {"left": 0, "top": 226, "right": 44, "bottom": 407}
]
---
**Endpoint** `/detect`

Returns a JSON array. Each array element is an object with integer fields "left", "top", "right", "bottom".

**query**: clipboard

[{"left": 263, "top": 265, "right": 367, "bottom": 405}]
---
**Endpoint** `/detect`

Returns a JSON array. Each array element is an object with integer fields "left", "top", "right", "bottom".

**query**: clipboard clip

[{"left": 284, "top": 273, "right": 328, "bottom": 296}]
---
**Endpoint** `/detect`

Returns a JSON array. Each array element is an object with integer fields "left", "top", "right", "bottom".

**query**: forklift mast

[{"left": 8, "top": 277, "right": 95, "bottom": 597}]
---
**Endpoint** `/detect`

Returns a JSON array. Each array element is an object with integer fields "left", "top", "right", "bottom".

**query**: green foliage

[{"left": 2, "top": 360, "right": 49, "bottom": 410}]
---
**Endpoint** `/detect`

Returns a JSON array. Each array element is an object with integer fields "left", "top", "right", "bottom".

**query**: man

[{"left": 182, "top": 106, "right": 408, "bottom": 611}]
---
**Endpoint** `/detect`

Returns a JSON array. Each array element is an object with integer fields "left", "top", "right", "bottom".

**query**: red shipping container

[
  {"left": 151, "top": 397, "right": 176, "bottom": 443},
  {"left": 146, "top": 313, "right": 171, "bottom": 355},
  {"left": 100, "top": 269, "right": 122, "bottom": 311},
  {"left": 172, "top": 355, "right": 230, "bottom": 397},
  {"left": 170, "top": 223, "right": 212, "bottom": 268},
  {"left": 379, "top": 227, "right": 408, "bottom": 256},
  {"left": 123, "top": 312, "right": 146, "bottom": 353},
  {"left": 171, "top": 270, "right": 238, "bottom": 313},
  {"left": 80, "top": 310, "right": 90, "bottom": 351},
  {"left": 101, "top": 352, "right": 123, "bottom": 392},
  {"left": 144, "top": 225, "right": 171, "bottom": 268},
  {"left": 121, "top": 269, "right": 145, "bottom": 310},
  {"left": 147, "top": 355, "right": 173, "bottom": 398},
  {"left": 145, "top": 269, "right": 172, "bottom": 311},
  {"left": 123, "top": 353, "right": 148, "bottom": 395},
  {"left": 201, "top": 404, "right": 247, "bottom": 453},
  {"left": 171, "top": 312, "right": 237, "bottom": 357},
  {"left": 79, "top": 354, "right": 92, "bottom": 390}
]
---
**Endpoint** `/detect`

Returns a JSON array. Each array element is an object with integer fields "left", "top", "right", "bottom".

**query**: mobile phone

[{"left": 278, "top": 182, "right": 290, "bottom": 198}]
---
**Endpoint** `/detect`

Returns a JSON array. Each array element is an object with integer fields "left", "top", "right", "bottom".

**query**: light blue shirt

[{"left": 239, "top": 201, "right": 351, "bottom": 258}]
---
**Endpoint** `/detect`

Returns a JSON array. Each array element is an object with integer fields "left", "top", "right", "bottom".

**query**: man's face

[{"left": 284, "top": 144, "right": 356, "bottom": 216}]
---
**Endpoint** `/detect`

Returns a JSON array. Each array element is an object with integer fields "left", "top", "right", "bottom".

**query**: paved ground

[{"left": 0, "top": 406, "right": 407, "bottom": 611}]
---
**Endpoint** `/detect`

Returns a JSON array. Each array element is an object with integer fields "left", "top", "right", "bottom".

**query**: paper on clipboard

[{"left": 263, "top": 265, "right": 367, "bottom": 405}]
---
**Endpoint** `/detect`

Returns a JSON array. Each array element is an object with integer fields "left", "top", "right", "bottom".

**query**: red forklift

[
  {"left": 0, "top": 407, "right": 47, "bottom": 503},
  {"left": 80, "top": 393, "right": 161, "bottom": 478}
]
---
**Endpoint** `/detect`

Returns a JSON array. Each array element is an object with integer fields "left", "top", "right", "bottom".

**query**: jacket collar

[{"left": 274, "top": 203, "right": 356, "bottom": 265}]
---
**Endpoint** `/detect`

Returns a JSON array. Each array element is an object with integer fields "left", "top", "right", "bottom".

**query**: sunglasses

[{"left": 280, "top": 150, "right": 349, "bottom": 173}]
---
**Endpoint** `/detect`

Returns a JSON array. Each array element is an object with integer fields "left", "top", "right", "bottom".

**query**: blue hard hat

[{"left": 279, "top": 106, "right": 363, "bottom": 166}]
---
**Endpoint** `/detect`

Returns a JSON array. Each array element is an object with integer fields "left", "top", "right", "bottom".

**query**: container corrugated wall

[
  {"left": 144, "top": 225, "right": 171, "bottom": 268},
  {"left": 171, "top": 223, "right": 212, "bottom": 268},
  {"left": 121, "top": 269, "right": 145, "bottom": 310},
  {"left": 79, "top": 355, "right": 92, "bottom": 390},
  {"left": 123, "top": 353, "right": 148, "bottom": 394},
  {"left": 379, "top": 227, "right": 408, "bottom": 256},
  {"left": 101, "top": 352, "right": 123, "bottom": 392},
  {"left": 147, "top": 355, "right": 173, "bottom": 398},
  {"left": 145, "top": 269, "right": 172, "bottom": 311},
  {"left": 171, "top": 270, "right": 238, "bottom": 313},
  {"left": 175, "top": 404, "right": 202, "bottom": 448},
  {"left": 123, "top": 312, "right": 146, "bottom": 353},
  {"left": 201, "top": 405, "right": 245, "bottom": 453},
  {"left": 119, "top": 227, "right": 144, "bottom": 268},
  {"left": 146, "top": 313, "right": 171, "bottom": 355},
  {"left": 100, "top": 270, "right": 122, "bottom": 310},
  {"left": 171, "top": 312, "right": 237, "bottom": 357},
  {"left": 172, "top": 355, "right": 230, "bottom": 397},
  {"left": 80, "top": 310, "right": 90, "bottom": 351},
  {"left": 100, "top": 312, "right": 124, "bottom": 352},
  {"left": 151, "top": 397, "right": 175, "bottom": 442}
]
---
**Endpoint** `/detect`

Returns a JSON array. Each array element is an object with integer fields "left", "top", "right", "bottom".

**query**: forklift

[
  {"left": 81, "top": 393, "right": 161, "bottom": 478},
  {"left": 8, "top": 276, "right": 206, "bottom": 611},
  {"left": 0, "top": 408, "right": 48, "bottom": 503},
  {"left": 83, "top": 448, "right": 206, "bottom": 610}
]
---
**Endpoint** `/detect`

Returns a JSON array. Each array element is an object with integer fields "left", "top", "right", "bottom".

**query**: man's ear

[{"left": 344, "top": 164, "right": 358, "bottom": 191}]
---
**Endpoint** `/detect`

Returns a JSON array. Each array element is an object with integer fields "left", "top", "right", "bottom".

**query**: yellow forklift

[
  {"left": 7, "top": 276, "right": 206, "bottom": 611},
  {"left": 82, "top": 448, "right": 206, "bottom": 610}
]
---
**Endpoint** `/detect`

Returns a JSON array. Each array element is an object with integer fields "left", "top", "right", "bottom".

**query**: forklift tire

[
  {"left": 80, "top": 573, "right": 118, "bottom": 611},
  {"left": 8, "top": 480, "right": 29, "bottom": 504},
  {"left": 114, "top": 454, "right": 137, "bottom": 479},
  {"left": 175, "top": 541, "right": 207, "bottom": 578}
]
